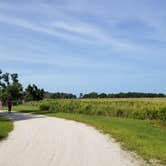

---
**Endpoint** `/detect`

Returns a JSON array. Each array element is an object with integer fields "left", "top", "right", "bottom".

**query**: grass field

[
  {"left": 8, "top": 98, "right": 166, "bottom": 165},
  {"left": 0, "top": 116, "right": 13, "bottom": 140}
]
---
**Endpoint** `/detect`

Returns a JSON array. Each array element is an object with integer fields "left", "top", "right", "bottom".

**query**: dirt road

[{"left": 0, "top": 112, "right": 146, "bottom": 166}]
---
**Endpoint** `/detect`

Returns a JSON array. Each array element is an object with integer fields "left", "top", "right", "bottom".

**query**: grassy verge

[
  {"left": 0, "top": 116, "right": 13, "bottom": 140},
  {"left": 11, "top": 104, "right": 166, "bottom": 165}
]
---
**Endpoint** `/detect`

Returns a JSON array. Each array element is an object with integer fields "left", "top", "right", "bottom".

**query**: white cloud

[
  {"left": 0, "top": 14, "right": 92, "bottom": 43},
  {"left": 0, "top": 13, "right": 137, "bottom": 51},
  {"left": 0, "top": 0, "right": 145, "bottom": 51},
  {"left": 0, "top": 0, "right": 165, "bottom": 54},
  {"left": 51, "top": 21, "right": 96, "bottom": 35}
]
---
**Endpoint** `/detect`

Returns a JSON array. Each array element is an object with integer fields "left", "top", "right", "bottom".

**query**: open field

[
  {"left": 0, "top": 116, "right": 13, "bottom": 140},
  {"left": 39, "top": 98, "right": 166, "bottom": 120},
  {"left": 7, "top": 98, "right": 166, "bottom": 165}
]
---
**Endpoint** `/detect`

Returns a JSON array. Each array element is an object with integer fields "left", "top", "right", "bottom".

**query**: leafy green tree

[
  {"left": 11, "top": 73, "right": 19, "bottom": 83},
  {"left": 24, "top": 84, "right": 44, "bottom": 101},
  {"left": 0, "top": 70, "right": 23, "bottom": 104}
]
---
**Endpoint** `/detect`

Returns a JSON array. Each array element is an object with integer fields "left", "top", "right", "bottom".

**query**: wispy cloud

[
  {"left": 0, "top": 14, "right": 136, "bottom": 51},
  {"left": 0, "top": 1, "right": 142, "bottom": 51},
  {"left": 0, "top": 15, "right": 91, "bottom": 43}
]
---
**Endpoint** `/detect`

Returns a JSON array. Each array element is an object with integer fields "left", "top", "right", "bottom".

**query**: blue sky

[{"left": 0, "top": 0, "right": 166, "bottom": 94}]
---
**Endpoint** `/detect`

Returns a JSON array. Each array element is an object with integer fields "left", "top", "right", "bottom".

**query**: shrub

[{"left": 39, "top": 103, "right": 50, "bottom": 111}]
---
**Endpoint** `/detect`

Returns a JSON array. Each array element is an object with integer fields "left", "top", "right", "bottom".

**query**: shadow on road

[{"left": 0, "top": 111, "right": 45, "bottom": 122}]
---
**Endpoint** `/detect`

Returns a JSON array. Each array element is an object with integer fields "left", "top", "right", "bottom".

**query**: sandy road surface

[{"left": 0, "top": 111, "right": 146, "bottom": 166}]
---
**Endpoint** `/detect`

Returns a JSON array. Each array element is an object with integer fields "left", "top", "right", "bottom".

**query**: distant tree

[
  {"left": 83, "top": 92, "right": 98, "bottom": 98},
  {"left": 24, "top": 84, "right": 44, "bottom": 101},
  {"left": 50, "top": 92, "right": 76, "bottom": 99},
  {"left": 98, "top": 93, "right": 107, "bottom": 98},
  {"left": 82, "top": 92, "right": 165, "bottom": 99},
  {"left": 44, "top": 91, "right": 52, "bottom": 99},
  {"left": 79, "top": 93, "right": 83, "bottom": 99}
]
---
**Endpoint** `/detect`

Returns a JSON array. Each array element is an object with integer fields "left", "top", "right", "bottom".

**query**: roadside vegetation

[
  {"left": 39, "top": 98, "right": 166, "bottom": 120},
  {"left": 0, "top": 116, "right": 13, "bottom": 140},
  {"left": 10, "top": 98, "right": 166, "bottom": 165}
]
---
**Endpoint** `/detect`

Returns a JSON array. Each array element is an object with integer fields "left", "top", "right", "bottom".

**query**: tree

[
  {"left": 98, "top": 93, "right": 107, "bottom": 98},
  {"left": 83, "top": 92, "right": 98, "bottom": 98},
  {"left": 11, "top": 73, "right": 19, "bottom": 83},
  {"left": 50, "top": 92, "right": 76, "bottom": 99},
  {"left": 79, "top": 93, "right": 83, "bottom": 99},
  {"left": 24, "top": 84, "right": 44, "bottom": 101},
  {"left": 0, "top": 70, "right": 23, "bottom": 104}
]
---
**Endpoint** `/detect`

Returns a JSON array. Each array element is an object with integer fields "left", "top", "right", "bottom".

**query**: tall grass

[{"left": 39, "top": 98, "right": 166, "bottom": 120}]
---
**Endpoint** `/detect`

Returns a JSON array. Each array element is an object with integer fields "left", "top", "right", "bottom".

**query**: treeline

[
  {"left": 44, "top": 92, "right": 166, "bottom": 99},
  {"left": 0, "top": 69, "right": 77, "bottom": 104},
  {"left": 45, "top": 92, "right": 165, "bottom": 99},
  {"left": 0, "top": 70, "right": 165, "bottom": 104},
  {"left": 81, "top": 92, "right": 165, "bottom": 98},
  {"left": 0, "top": 70, "right": 44, "bottom": 104},
  {"left": 45, "top": 92, "right": 77, "bottom": 99}
]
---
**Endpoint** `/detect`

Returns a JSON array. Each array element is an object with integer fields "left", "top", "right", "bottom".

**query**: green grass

[
  {"left": 12, "top": 105, "right": 38, "bottom": 112},
  {"left": 1, "top": 104, "right": 38, "bottom": 113},
  {"left": 0, "top": 116, "right": 13, "bottom": 140},
  {"left": 11, "top": 103, "right": 166, "bottom": 165}
]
